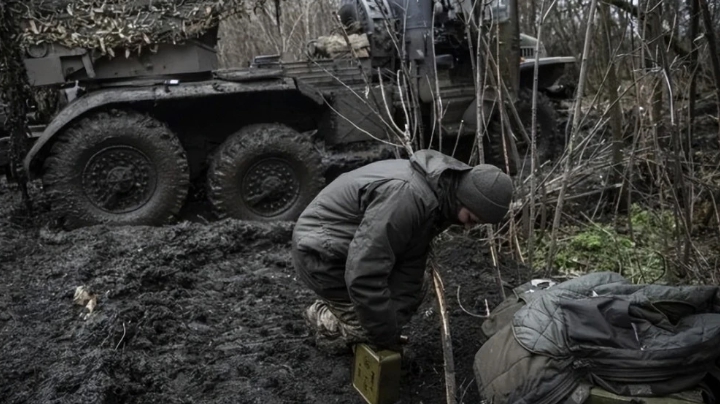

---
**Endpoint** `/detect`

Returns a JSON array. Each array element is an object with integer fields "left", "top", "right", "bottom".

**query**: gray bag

[{"left": 474, "top": 272, "right": 720, "bottom": 404}]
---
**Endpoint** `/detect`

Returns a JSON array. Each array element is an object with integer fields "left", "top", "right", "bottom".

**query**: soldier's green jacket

[{"left": 292, "top": 150, "right": 472, "bottom": 346}]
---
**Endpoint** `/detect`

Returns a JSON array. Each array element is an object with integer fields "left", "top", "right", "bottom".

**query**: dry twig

[
  {"left": 431, "top": 261, "right": 457, "bottom": 404},
  {"left": 456, "top": 286, "right": 490, "bottom": 319}
]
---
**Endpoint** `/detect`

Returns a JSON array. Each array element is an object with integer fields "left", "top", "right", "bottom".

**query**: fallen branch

[
  {"left": 115, "top": 322, "right": 126, "bottom": 350},
  {"left": 431, "top": 261, "right": 457, "bottom": 404},
  {"left": 456, "top": 286, "right": 490, "bottom": 319}
]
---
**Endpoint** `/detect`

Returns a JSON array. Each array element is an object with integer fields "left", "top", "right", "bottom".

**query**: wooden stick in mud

[{"left": 431, "top": 263, "right": 457, "bottom": 404}]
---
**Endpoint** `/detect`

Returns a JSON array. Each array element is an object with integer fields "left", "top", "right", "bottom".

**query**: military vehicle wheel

[
  {"left": 42, "top": 110, "right": 190, "bottom": 228},
  {"left": 486, "top": 89, "right": 562, "bottom": 174},
  {"left": 207, "top": 124, "right": 325, "bottom": 222}
]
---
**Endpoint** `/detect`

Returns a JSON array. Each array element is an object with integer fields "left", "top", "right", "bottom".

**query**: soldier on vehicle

[{"left": 291, "top": 149, "right": 514, "bottom": 353}]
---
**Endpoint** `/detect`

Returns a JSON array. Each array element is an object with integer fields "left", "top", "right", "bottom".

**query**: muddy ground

[{"left": 0, "top": 179, "right": 532, "bottom": 404}]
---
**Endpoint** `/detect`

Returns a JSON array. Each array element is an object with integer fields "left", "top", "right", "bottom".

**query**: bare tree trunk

[
  {"left": 527, "top": 0, "right": 555, "bottom": 270},
  {"left": 495, "top": 0, "right": 521, "bottom": 100},
  {"left": 529, "top": 0, "right": 538, "bottom": 35},
  {"left": 546, "top": 0, "right": 598, "bottom": 274},
  {"left": 687, "top": 0, "right": 699, "bottom": 165},
  {"left": 659, "top": 45, "right": 686, "bottom": 281},
  {"left": 467, "top": 0, "right": 485, "bottom": 165},
  {"left": 637, "top": 0, "right": 664, "bottom": 206},
  {"left": 666, "top": 0, "right": 681, "bottom": 59},
  {"left": 646, "top": 0, "right": 692, "bottom": 279},
  {"left": 645, "top": 0, "right": 664, "bottom": 139},
  {"left": 698, "top": 0, "right": 720, "bottom": 147},
  {"left": 683, "top": 0, "right": 700, "bottom": 272},
  {"left": 600, "top": 2, "right": 626, "bottom": 207}
]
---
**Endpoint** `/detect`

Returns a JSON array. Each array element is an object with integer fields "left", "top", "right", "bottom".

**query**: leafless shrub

[{"left": 217, "top": 0, "right": 341, "bottom": 67}]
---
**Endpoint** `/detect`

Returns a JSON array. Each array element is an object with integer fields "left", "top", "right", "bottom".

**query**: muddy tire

[
  {"left": 486, "top": 89, "right": 562, "bottom": 173},
  {"left": 42, "top": 110, "right": 190, "bottom": 229},
  {"left": 207, "top": 124, "right": 325, "bottom": 222}
]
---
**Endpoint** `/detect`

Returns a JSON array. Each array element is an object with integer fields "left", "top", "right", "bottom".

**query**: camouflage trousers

[
  {"left": 292, "top": 241, "right": 431, "bottom": 353},
  {"left": 303, "top": 298, "right": 370, "bottom": 348},
  {"left": 301, "top": 272, "right": 432, "bottom": 353}
]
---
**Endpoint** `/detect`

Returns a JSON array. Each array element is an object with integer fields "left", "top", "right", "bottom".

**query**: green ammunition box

[
  {"left": 352, "top": 343, "right": 402, "bottom": 404},
  {"left": 587, "top": 387, "right": 705, "bottom": 404}
]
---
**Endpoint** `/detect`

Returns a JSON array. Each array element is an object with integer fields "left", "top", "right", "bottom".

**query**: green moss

[{"left": 529, "top": 205, "right": 676, "bottom": 284}]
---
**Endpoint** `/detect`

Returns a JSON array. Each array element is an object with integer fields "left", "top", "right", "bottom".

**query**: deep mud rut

[{"left": 0, "top": 179, "right": 531, "bottom": 404}]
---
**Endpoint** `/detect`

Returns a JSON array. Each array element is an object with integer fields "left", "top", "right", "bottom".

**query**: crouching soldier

[{"left": 291, "top": 149, "right": 513, "bottom": 353}]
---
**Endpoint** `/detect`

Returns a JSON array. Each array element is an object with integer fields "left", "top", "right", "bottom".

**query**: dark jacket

[
  {"left": 476, "top": 272, "right": 720, "bottom": 404},
  {"left": 292, "top": 150, "right": 472, "bottom": 345}
]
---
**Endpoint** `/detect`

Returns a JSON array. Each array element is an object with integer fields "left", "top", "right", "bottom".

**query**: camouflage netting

[{"left": 13, "top": 0, "right": 275, "bottom": 56}]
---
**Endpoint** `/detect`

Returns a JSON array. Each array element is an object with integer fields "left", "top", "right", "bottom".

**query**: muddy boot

[{"left": 303, "top": 300, "right": 353, "bottom": 356}]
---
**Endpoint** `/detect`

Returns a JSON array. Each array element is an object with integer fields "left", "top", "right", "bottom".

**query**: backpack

[{"left": 474, "top": 272, "right": 720, "bottom": 404}]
